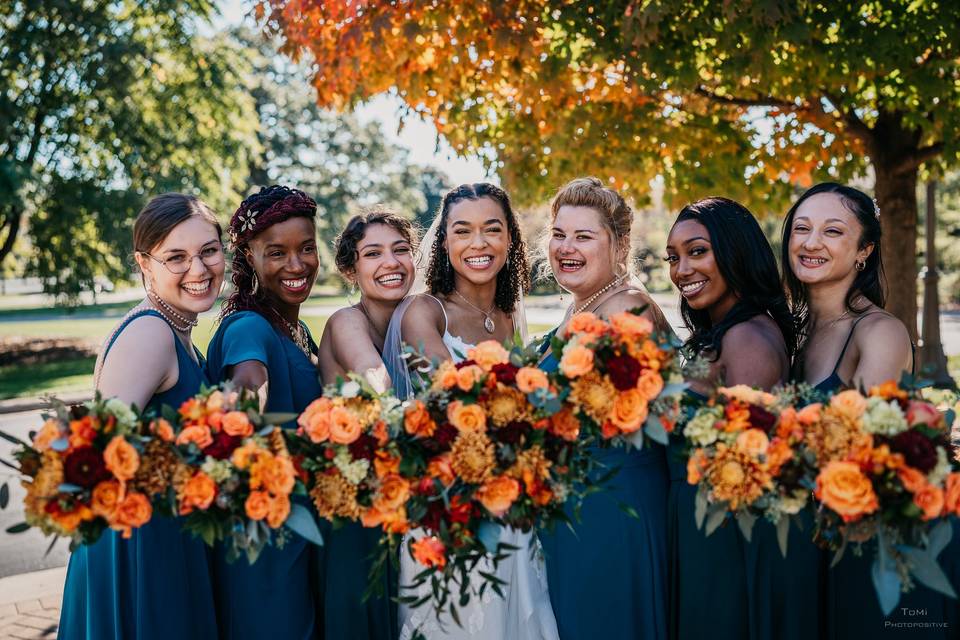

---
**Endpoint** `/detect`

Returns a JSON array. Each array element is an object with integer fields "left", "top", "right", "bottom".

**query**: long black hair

[
  {"left": 424, "top": 183, "right": 529, "bottom": 313},
  {"left": 780, "top": 182, "right": 884, "bottom": 343},
  {"left": 674, "top": 197, "right": 796, "bottom": 359}
]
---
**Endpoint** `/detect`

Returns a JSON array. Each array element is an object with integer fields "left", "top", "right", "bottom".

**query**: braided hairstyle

[
  {"left": 424, "top": 183, "right": 529, "bottom": 313},
  {"left": 220, "top": 185, "right": 317, "bottom": 323}
]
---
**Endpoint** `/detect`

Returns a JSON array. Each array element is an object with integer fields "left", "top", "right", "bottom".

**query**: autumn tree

[
  {"left": 260, "top": 0, "right": 960, "bottom": 337},
  {"left": 0, "top": 1, "right": 258, "bottom": 300}
]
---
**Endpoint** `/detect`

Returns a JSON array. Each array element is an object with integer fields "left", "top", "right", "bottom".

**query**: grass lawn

[{"left": 0, "top": 356, "right": 97, "bottom": 400}]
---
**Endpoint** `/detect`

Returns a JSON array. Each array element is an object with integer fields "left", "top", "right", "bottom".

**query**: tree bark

[
  {"left": 868, "top": 111, "right": 925, "bottom": 341},
  {"left": 0, "top": 205, "right": 22, "bottom": 265}
]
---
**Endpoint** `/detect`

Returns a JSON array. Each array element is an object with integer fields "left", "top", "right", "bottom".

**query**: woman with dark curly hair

[
  {"left": 385, "top": 183, "right": 558, "bottom": 640},
  {"left": 205, "top": 184, "right": 322, "bottom": 640}
]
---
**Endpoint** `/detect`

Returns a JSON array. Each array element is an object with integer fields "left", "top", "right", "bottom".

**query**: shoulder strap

[
  {"left": 94, "top": 308, "right": 173, "bottom": 389},
  {"left": 422, "top": 293, "right": 449, "bottom": 336},
  {"left": 830, "top": 312, "right": 880, "bottom": 376}
]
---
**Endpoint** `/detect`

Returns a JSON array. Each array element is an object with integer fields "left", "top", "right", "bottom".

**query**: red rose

[
  {"left": 887, "top": 430, "right": 938, "bottom": 473},
  {"left": 202, "top": 430, "right": 242, "bottom": 460},
  {"left": 747, "top": 405, "right": 778, "bottom": 434},
  {"left": 348, "top": 433, "right": 377, "bottom": 461},
  {"left": 495, "top": 420, "right": 528, "bottom": 445},
  {"left": 490, "top": 363, "right": 519, "bottom": 386},
  {"left": 607, "top": 354, "right": 641, "bottom": 391},
  {"left": 455, "top": 359, "right": 479, "bottom": 370},
  {"left": 63, "top": 446, "right": 111, "bottom": 488}
]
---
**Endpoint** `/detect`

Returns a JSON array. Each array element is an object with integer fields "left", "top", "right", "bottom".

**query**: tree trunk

[
  {"left": 872, "top": 160, "right": 919, "bottom": 341},
  {"left": 0, "top": 205, "right": 22, "bottom": 265}
]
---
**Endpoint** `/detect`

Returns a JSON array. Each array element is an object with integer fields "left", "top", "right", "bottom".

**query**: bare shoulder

[
  {"left": 325, "top": 306, "right": 366, "bottom": 332},
  {"left": 855, "top": 310, "right": 910, "bottom": 345},
  {"left": 402, "top": 294, "right": 446, "bottom": 328},
  {"left": 106, "top": 313, "right": 175, "bottom": 357},
  {"left": 602, "top": 289, "right": 656, "bottom": 313},
  {"left": 722, "top": 317, "right": 784, "bottom": 358}
]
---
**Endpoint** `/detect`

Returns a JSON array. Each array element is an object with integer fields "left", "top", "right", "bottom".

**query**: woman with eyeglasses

[{"left": 58, "top": 193, "right": 226, "bottom": 639}]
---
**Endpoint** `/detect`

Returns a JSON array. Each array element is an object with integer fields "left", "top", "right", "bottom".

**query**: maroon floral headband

[{"left": 228, "top": 190, "right": 317, "bottom": 246}]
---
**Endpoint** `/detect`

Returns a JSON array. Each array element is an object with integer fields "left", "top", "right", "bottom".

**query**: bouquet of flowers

[
  {"left": 162, "top": 384, "right": 320, "bottom": 563},
  {"left": 1, "top": 396, "right": 153, "bottom": 547},
  {"left": 385, "top": 339, "right": 594, "bottom": 626},
  {"left": 682, "top": 385, "right": 814, "bottom": 554},
  {"left": 544, "top": 310, "right": 685, "bottom": 449},
  {"left": 805, "top": 380, "right": 960, "bottom": 614}
]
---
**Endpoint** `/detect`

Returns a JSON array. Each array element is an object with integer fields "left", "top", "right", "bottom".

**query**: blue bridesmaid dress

[
  {"left": 59, "top": 309, "right": 219, "bottom": 640},
  {"left": 206, "top": 310, "right": 321, "bottom": 640},
  {"left": 538, "top": 335, "right": 669, "bottom": 639},
  {"left": 810, "top": 333, "right": 957, "bottom": 640}
]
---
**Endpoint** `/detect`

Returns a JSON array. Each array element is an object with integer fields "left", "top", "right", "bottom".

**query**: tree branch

[
  {"left": 0, "top": 206, "right": 22, "bottom": 265},
  {"left": 694, "top": 86, "right": 797, "bottom": 110},
  {"left": 820, "top": 91, "right": 873, "bottom": 143},
  {"left": 891, "top": 142, "right": 945, "bottom": 176}
]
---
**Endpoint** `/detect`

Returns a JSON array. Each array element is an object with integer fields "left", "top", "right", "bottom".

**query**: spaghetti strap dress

[
  {"left": 810, "top": 315, "right": 957, "bottom": 639},
  {"left": 58, "top": 309, "right": 219, "bottom": 640},
  {"left": 205, "top": 310, "right": 321, "bottom": 640},
  {"left": 538, "top": 329, "right": 668, "bottom": 640}
]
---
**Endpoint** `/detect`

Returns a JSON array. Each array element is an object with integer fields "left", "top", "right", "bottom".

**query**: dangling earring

[
  {"left": 855, "top": 260, "right": 865, "bottom": 272},
  {"left": 251, "top": 272, "right": 260, "bottom": 295}
]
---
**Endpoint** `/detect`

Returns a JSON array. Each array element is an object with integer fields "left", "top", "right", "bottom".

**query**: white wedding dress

[{"left": 388, "top": 296, "right": 559, "bottom": 640}]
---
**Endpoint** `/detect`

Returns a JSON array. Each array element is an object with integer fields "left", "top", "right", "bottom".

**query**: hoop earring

[
  {"left": 855, "top": 260, "right": 865, "bottom": 272},
  {"left": 251, "top": 272, "right": 260, "bottom": 295}
]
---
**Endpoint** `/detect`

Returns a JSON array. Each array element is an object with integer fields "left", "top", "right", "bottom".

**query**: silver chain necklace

[
  {"left": 573, "top": 273, "right": 627, "bottom": 315},
  {"left": 149, "top": 291, "right": 197, "bottom": 331},
  {"left": 453, "top": 289, "right": 497, "bottom": 334}
]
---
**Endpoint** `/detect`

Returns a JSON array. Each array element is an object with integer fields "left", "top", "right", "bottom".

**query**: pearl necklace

[
  {"left": 453, "top": 289, "right": 497, "bottom": 334},
  {"left": 572, "top": 274, "right": 627, "bottom": 315},
  {"left": 149, "top": 292, "right": 198, "bottom": 332}
]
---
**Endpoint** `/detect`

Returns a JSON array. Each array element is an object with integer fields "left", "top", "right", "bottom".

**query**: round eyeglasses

[{"left": 140, "top": 245, "right": 225, "bottom": 275}]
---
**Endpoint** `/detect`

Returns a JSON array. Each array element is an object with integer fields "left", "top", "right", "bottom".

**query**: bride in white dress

[{"left": 384, "top": 183, "right": 559, "bottom": 640}]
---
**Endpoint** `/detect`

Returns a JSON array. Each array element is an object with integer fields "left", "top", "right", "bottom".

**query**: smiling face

[
  {"left": 349, "top": 222, "right": 414, "bottom": 304},
  {"left": 665, "top": 219, "right": 737, "bottom": 316},
  {"left": 444, "top": 197, "right": 510, "bottom": 288},
  {"left": 788, "top": 192, "right": 872, "bottom": 287},
  {"left": 137, "top": 215, "right": 224, "bottom": 316},
  {"left": 245, "top": 216, "right": 319, "bottom": 309},
  {"left": 549, "top": 205, "right": 623, "bottom": 297}
]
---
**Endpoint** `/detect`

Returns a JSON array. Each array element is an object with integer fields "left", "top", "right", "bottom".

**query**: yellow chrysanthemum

[
  {"left": 450, "top": 430, "right": 495, "bottom": 484},
  {"left": 570, "top": 371, "right": 617, "bottom": 425},
  {"left": 804, "top": 409, "right": 871, "bottom": 464},
  {"left": 310, "top": 470, "right": 360, "bottom": 520},
  {"left": 483, "top": 384, "right": 529, "bottom": 427},
  {"left": 706, "top": 444, "right": 772, "bottom": 510}
]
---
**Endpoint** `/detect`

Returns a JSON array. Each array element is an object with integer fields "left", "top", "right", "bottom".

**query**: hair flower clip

[
  {"left": 872, "top": 198, "right": 880, "bottom": 220},
  {"left": 238, "top": 209, "right": 257, "bottom": 233}
]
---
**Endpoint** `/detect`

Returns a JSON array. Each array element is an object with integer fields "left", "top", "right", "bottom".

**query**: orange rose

[
  {"left": 150, "top": 418, "right": 175, "bottom": 443},
  {"left": 111, "top": 491, "right": 152, "bottom": 537},
  {"left": 404, "top": 400, "right": 437, "bottom": 438},
  {"left": 374, "top": 473, "right": 411, "bottom": 512},
  {"left": 467, "top": 341, "right": 510, "bottom": 371},
  {"left": 261, "top": 456, "right": 296, "bottom": 496},
  {"left": 566, "top": 312, "right": 608, "bottom": 339},
  {"left": 103, "top": 436, "right": 139, "bottom": 481},
  {"left": 687, "top": 449, "right": 708, "bottom": 484},
  {"left": 796, "top": 403, "right": 823, "bottom": 425},
  {"left": 33, "top": 419, "right": 63, "bottom": 451},
  {"left": 549, "top": 407, "right": 580, "bottom": 442},
  {"left": 914, "top": 484, "right": 945, "bottom": 521},
  {"left": 635, "top": 369, "right": 664, "bottom": 401},
  {"left": 905, "top": 401, "right": 942, "bottom": 429},
  {"left": 944, "top": 473, "right": 960, "bottom": 516},
  {"left": 475, "top": 475, "right": 520, "bottom": 517},
  {"left": 766, "top": 438, "right": 794, "bottom": 474},
  {"left": 69, "top": 416, "right": 98, "bottom": 450},
  {"left": 830, "top": 390, "right": 867, "bottom": 421},
  {"left": 206, "top": 411, "right": 224, "bottom": 431},
  {"left": 91, "top": 480, "right": 122, "bottom": 518},
  {"left": 178, "top": 397, "right": 205, "bottom": 421},
  {"left": 559, "top": 345, "right": 594, "bottom": 378},
  {"left": 205, "top": 390, "right": 226, "bottom": 411},
  {"left": 427, "top": 454, "right": 455, "bottom": 486},
  {"left": 245, "top": 490, "right": 271, "bottom": 520},
  {"left": 609, "top": 311, "right": 653, "bottom": 338},
  {"left": 609, "top": 389, "right": 649, "bottom": 433},
  {"left": 179, "top": 472, "right": 217, "bottom": 515},
  {"left": 897, "top": 466, "right": 927, "bottom": 493},
  {"left": 266, "top": 494, "right": 291, "bottom": 528},
  {"left": 435, "top": 361, "right": 459, "bottom": 390},
  {"left": 411, "top": 535, "right": 446, "bottom": 568},
  {"left": 298, "top": 398, "right": 333, "bottom": 443},
  {"left": 776, "top": 408, "right": 803, "bottom": 441},
  {"left": 231, "top": 442, "right": 262, "bottom": 470},
  {"left": 176, "top": 424, "right": 213, "bottom": 450},
  {"left": 374, "top": 450, "right": 401, "bottom": 478},
  {"left": 869, "top": 380, "right": 908, "bottom": 401},
  {"left": 50, "top": 503, "right": 94, "bottom": 532},
  {"left": 456, "top": 364, "right": 484, "bottom": 391},
  {"left": 516, "top": 367, "right": 549, "bottom": 393},
  {"left": 328, "top": 406, "right": 362, "bottom": 444},
  {"left": 735, "top": 429, "right": 770, "bottom": 457},
  {"left": 372, "top": 419, "right": 389, "bottom": 446},
  {"left": 222, "top": 411, "right": 253, "bottom": 437},
  {"left": 447, "top": 401, "right": 487, "bottom": 432},
  {"left": 815, "top": 461, "right": 878, "bottom": 523}
]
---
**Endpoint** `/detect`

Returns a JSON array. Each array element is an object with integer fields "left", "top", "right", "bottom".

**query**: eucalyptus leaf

[
  {"left": 736, "top": 512, "right": 757, "bottom": 543},
  {"left": 900, "top": 546, "right": 957, "bottom": 598},
  {"left": 261, "top": 412, "right": 299, "bottom": 426},
  {"left": 0, "top": 482, "right": 8, "bottom": 509},
  {"left": 871, "top": 535, "right": 902, "bottom": 616},
  {"left": 477, "top": 521, "right": 503, "bottom": 555},
  {"left": 661, "top": 382, "right": 690, "bottom": 398},
  {"left": 6, "top": 522, "right": 29, "bottom": 534},
  {"left": 776, "top": 517, "right": 790, "bottom": 558},
  {"left": 928, "top": 519, "right": 954, "bottom": 559},
  {"left": 285, "top": 503, "right": 324, "bottom": 546},
  {"left": 643, "top": 414, "right": 669, "bottom": 445},
  {"left": 704, "top": 504, "right": 728, "bottom": 537},
  {"left": 694, "top": 488, "right": 708, "bottom": 530},
  {"left": 57, "top": 483, "right": 83, "bottom": 493}
]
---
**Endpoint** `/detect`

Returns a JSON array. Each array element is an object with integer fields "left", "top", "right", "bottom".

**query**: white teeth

[
  {"left": 377, "top": 274, "right": 403, "bottom": 285},
  {"left": 282, "top": 278, "right": 307, "bottom": 288},
  {"left": 680, "top": 280, "right": 706, "bottom": 293},
  {"left": 465, "top": 256, "right": 492, "bottom": 266},
  {"left": 802, "top": 256, "right": 827, "bottom": 265},
  {"left": 559, "top": 259, "right": 583, "bottom": 268},
  {"left": 182, "top": 281, "right": 210, "bottom": 293}
]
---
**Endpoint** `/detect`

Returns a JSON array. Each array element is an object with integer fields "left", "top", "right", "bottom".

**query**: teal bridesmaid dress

[
  {"left": 206, "top": 310, "right": 396, "bottom": 640},
  {"left": 59, "top": 309, "right": 219, "bottom": 640},
  {"left": 538, "top": 334, "right": 668, "bottom": 639}
]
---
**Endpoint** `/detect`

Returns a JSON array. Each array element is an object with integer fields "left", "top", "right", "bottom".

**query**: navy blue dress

[
  {"left": 538, "top": 337, "right": 668, "bottom": 639},
  {"left": 59, "top": 309, "right": 219, "bottom": 640},
  {"left": 808, "top": 319, "right": 956, "bottom": 639}
]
